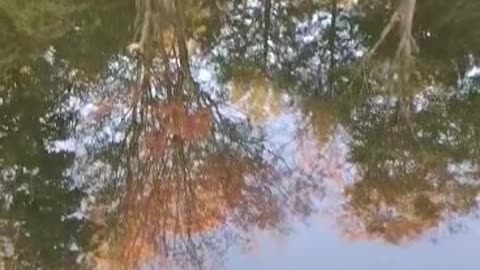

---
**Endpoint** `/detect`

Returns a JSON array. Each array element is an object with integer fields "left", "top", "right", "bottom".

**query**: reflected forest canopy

[{"left": 1, "top": 0, "right": 480, "bottom": 269}]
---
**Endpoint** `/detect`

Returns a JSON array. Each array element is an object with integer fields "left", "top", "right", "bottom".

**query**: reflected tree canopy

[
  {"left": 338, "top": 92, "right": 480, "bottom": 243},
  {"left": 0, "top": 59, "right": 93, "bottom": 269},
  {"left": 67, "top": 2, "right": 319, "bottom": 269}
]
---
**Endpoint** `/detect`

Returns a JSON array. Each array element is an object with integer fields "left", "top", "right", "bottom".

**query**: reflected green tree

[
  {"left": 338, "top": 90, "right": 480, "bottom": 243},
  {"left": 214, "top": 0, "right": 363, "bottom": 97},
  {"left": 0, "top": 61, "right": 94, "bottom": 269},
  {"left": 0, "top": 0, "right": 87, "bottom": 70},
  {"left": 0, "top": 0, "right": 133, "bottom": 74}
]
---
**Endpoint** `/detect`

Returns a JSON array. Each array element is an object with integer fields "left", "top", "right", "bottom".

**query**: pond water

[{"left": 1, "top": 0, "right": 480, "bottom": 269}]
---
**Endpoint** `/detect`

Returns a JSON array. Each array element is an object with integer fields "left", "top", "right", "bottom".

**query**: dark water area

[{"left": 1, "top": 0, "right": 480, "bottom": 269}]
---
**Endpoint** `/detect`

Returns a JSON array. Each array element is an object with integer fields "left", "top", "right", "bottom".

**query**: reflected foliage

[
  {"left": 339, "top": 92, "right": 480, "bottom": 243},
  {"left": 69, "top": 3, "right": 318, "bottom": 269},
  {"left": 0, "top": 0, "right": 132, "bottom": 74},
  {"left": 0, "top": 61, "right": 93, "bottom": 269}
]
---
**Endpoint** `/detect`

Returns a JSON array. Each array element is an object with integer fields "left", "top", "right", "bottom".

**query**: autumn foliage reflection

[
  {"left": 91, "top": 92, "right": 317, "bottom": 270},
  {"left": 83, "top": 6, "right": 318, "bottom": 268}
]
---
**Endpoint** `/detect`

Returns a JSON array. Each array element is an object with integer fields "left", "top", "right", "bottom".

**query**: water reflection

[
  {"left": 1, "top": 0, "right": 480, "bottom": 269},
  {"left": 338, "top": 94, "right": 480, "bottom": 243},
  {"left": 0, "top": 59, "right": 92, "bottom": 269},
  {"left": 67, "top": 3, "right": 319, "bottom": 268},
  {"left": 86, "top": 94, "right": 317, "bottom": 270}
]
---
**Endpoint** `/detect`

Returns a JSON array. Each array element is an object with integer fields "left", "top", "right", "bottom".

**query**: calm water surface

[{"left": 1, "top": 0, "right": 480, "bottom": 269}]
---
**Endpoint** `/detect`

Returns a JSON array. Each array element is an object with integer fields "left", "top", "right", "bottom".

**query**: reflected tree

[
  {"left": 0, "top": 60, "right": 93, "bottom": 269},
  {"left": 65, "top": 2, "right": 320, "bottom": 269},
  {"left": 338, "top": 90, "right": 480, "bottom": 243},
  {"left": 0, "top": 0, "right": 133, "bottom": 74},
  {"left": 214, "top": 0, "right": 363, "bottom": 97},
  {"left": 327, "top": 0, "right": 480, "bottom": 244}
]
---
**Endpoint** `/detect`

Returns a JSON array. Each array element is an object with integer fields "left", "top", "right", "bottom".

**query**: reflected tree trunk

[
  {"left": 396, "top": 0, "right": 417, "bottom": 57},
  {"left": 263, "top": 0, "right": 272, "bottom": 69},
  {"left": 363, "top": 0, "right": 419, "bottom": 120},
  {"left": 328, "top": 0, "right": 338, "bottom": 97},
  {"left": 370, "top": 0, "right": 418, "bottom": 58}
]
